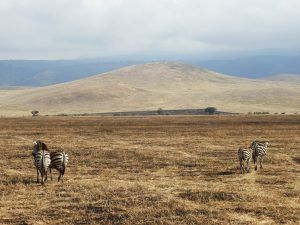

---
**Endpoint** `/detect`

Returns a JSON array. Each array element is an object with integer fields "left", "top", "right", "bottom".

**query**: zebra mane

[{"left": 34, "top": 140, "right": 48, "bottom": 151}]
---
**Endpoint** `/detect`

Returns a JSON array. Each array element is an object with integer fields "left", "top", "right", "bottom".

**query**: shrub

[
  {"left": 31, "top": 110, "right": 39, "bottom": 117},
  {"left": 157, "top": 108, "right": 164, "bottom": 115},
  {"left": 205, "top": 107, "right": 217, "bottom": 115}
]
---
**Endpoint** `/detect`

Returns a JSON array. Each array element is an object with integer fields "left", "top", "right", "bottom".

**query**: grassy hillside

[
  {"left": 0, "top": 60, "right": 136, "bottom": 86},
  {"left": 0, "top": 62, "right": 299, "bottom": 116},
  {"left": 261, "top": 74, "right": 300, "bottom": 83},
  {"left": 1, "top": 56, "right": 300, "bottom": 86}
]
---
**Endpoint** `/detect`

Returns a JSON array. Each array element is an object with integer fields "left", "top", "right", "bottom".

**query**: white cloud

[{"left": 0, "top": 0, "right": 299, "bottom": 59}]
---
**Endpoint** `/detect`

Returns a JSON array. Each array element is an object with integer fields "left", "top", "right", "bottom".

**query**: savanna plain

[{"left": 0, "top": 115, "right": 299, "bottom": 224}]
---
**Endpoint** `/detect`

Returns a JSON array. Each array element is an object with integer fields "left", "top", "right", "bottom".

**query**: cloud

[{"left": 0, "top": 0, "right": 299, "bottom": 59}]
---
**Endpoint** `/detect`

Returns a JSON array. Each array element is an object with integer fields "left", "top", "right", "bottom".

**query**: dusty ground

[{"left": 0, "top": 115, "right": 299, "bottom": 224}]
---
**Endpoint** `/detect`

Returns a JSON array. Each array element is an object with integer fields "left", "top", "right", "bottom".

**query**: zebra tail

[{"left": 42, "top": 150, "right": 47, "bottom": 175}]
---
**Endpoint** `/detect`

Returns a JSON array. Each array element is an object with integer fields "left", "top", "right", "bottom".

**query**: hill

[
  {"left": 192, "top": 55, "right": 300, "bottom": 78},
  {"left": 1, "top": 55, "right": 300, "bottom": 86},
  {"left": 0, "top": 62, "right": 299, "bottom": 116},
  {"left": 0, "top": 59, "right": 137, "bottom": 86},
  {"left": 260, "top": 74, "right": 300, "bottom": 83}
]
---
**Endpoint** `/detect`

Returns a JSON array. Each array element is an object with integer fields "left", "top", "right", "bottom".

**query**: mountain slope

[
  {"left": 0, "top": 62, "right": 299, "bottom": 116},
  {"left": 260, "top": 74, "right": 300, "bottom": 83},
  {"left": 0, "top": 60, "right": 137, "bottom": 86},
  {"left": 1, "top": 55, "right": 300, "bottom": 86},
  {"left": 192, "top": 55, "right": 300, "bottom": 78}
]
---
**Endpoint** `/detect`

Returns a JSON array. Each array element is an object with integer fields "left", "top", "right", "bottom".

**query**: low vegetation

[
  {"left": 204, "top": 107, "right": 217, "bottom": 115},
  {"left": 0, "top": 115, "right": 299, "bottom": 224},
  {"left": 31, "top": 110, "right": 39, "bottom": 117}
]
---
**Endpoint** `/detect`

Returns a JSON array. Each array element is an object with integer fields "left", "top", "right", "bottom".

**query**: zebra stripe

[
  {"left": 32, "top": 141, "right": 51, "bottom": 184},
  {"left": 251, "top": 141, "right": 269, "bottom": 171},
  {"left": 34, "top": 150, "right": 51, "bottom": 185},
  {"left": 238, "top": 147, "right": 252, "bottom": 173},
  {"left": 49, "top": 151, "right": 69, "bottom": 182}
]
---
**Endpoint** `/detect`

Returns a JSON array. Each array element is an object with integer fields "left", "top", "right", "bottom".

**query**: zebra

[
  {"left": 238, "top": 146, "right": 252, "bottom": 173},
  {"left": 49, "top": 151, "right": 69, "bottom": 182},
  {"left": 32, "top": 141, "right": 51, "bottom": 185},
  {"left": 251, "top": 141, "right": 269, "bottom": 171}
]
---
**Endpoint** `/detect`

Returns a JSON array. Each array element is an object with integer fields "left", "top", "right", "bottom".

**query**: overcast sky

[{"left": 0, "top": 0, "right": 299, "bottom": 60}]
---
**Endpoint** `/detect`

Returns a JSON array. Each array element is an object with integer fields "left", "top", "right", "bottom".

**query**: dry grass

[{"left": 0, "top": 115, "right": 299, "bottom": 224}]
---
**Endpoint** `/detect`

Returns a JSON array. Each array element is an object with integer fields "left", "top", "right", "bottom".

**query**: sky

[{"left": 0, "top": 0, "right": 299, "bottom": 60}]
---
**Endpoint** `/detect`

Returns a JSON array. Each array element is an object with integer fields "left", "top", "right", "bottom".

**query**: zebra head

[
  {"left": 250, "top": 141, "right": 258, "bottom": 150},
  {"left": 32, "top": 140, "right": 48, "bottom": 156},
  {"left": 32, "top": 141, "right": 39, "bottom": 156},
  {"left": 264, "top": 142, "right": 269, "bottom": 147}
]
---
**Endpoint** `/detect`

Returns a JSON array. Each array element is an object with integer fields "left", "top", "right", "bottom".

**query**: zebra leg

[
  {"left": 59, "top": 166, "right": 66, "bottom": 182},
  {"left": 260, "top": 157, "right": 263, "bottom": 169},
  {"left": 242, "top": 161, "right": 245, "bottom": 174},
  {"left": 45, "top": 170, "right": 48, "bottom": 182},
  {"left": 240, "top": 160, "right": 243, "bottom": 174},
  {"left": 36, "top": 168, "right": 40, "bottom": 183},
  {"left": 58, "top": 173, "right": 64, "bottom": 183},
  {"left": 41, "top": 174, "right": 44, "bottom": 185},
  {"left": 61, "top": 168, "right": 65, "bottom": 183},
  {"left": 254, "top": 156, "right": 257, "bottom": 171},
  {"left": 50, "top": 168, "right": 53, "bottom": 181},
  {"left": 42, "top": 169, "right": 46, "bottom": 185},
  {"left": 246, "top": 160, "right": 250, "bottom": 173}
]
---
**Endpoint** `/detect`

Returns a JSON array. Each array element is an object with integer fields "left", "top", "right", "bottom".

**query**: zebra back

[
  {"left": 238, "top": 147, "right": 252, "bottom": 162},
  {"left": 251, "top": 141, "right": 269, "bottom": 157}
]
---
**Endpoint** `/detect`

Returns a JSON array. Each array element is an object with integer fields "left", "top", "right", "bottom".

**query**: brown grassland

[{"left": 0, "top": 115, "right": 299, "bottom": 224}]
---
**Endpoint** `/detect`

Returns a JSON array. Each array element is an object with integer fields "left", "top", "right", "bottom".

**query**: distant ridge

[
  {"left": 0, "top": 62, "right": 299, "bottom": 116},
  {"left": 260, "top": 74, "right": 300, "bottom": 83},
  {"left": 0, "top": 59, "right": 137, "bottom": 86},
  {"left": 56, "top": 108, "right": 235, "bottom": 116},
  {"left": 1, "top": 55, "right": 300, "bottom": 86}
]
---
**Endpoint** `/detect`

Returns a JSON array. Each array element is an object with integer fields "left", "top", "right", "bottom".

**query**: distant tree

[
  {"left": 157, "top": 108, "right": 164, "bottom": 115},
  {"left": 31, "top": 110, "right": 39, "bottom": 117},
  {"left": 205, "top": 107, "right": 217, "bottom": 115}
]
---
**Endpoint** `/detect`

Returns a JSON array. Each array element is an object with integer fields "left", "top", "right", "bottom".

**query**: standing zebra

[
  {"left": 238, "top": 146, "right": 252, "bottom": 173},
  {"left": 251, "top": 141, "right": 269, "bottom": 171},
  {"left": 49, "top": 151, "right": 69, "bottom": 182},
  {"left": 32, "top": 141, "right": 51, "bottom": 185}
]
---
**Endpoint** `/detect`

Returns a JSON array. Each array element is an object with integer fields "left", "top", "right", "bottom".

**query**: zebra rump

[
  {"left": 251, "top": 141, "right": 268, "bottom": 157},
  {"left": 49, "top": 151, "right": 69, "bottom": 182},
  {"left": 251, "top": 141, "right": 269, "bottom": 170},
  {"left": 238, "top": 147, "right": 252, "bottom": 173},
  {"left": 34, "top": 150, "right": 51, "bottom": 185}
]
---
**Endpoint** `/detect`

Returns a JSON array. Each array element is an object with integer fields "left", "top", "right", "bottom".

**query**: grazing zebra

[
  {"left": 32, "top": 141, "right": 51, "bottom": 185},
  {"left": 251, "top": 141, "right": 269, "bottom": 171},
  {"left": 238, "top": 146, "right": 252, "bottom": 173},
  {"left": 49, "top": 151, "right": 69, "bottom": 182}
]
